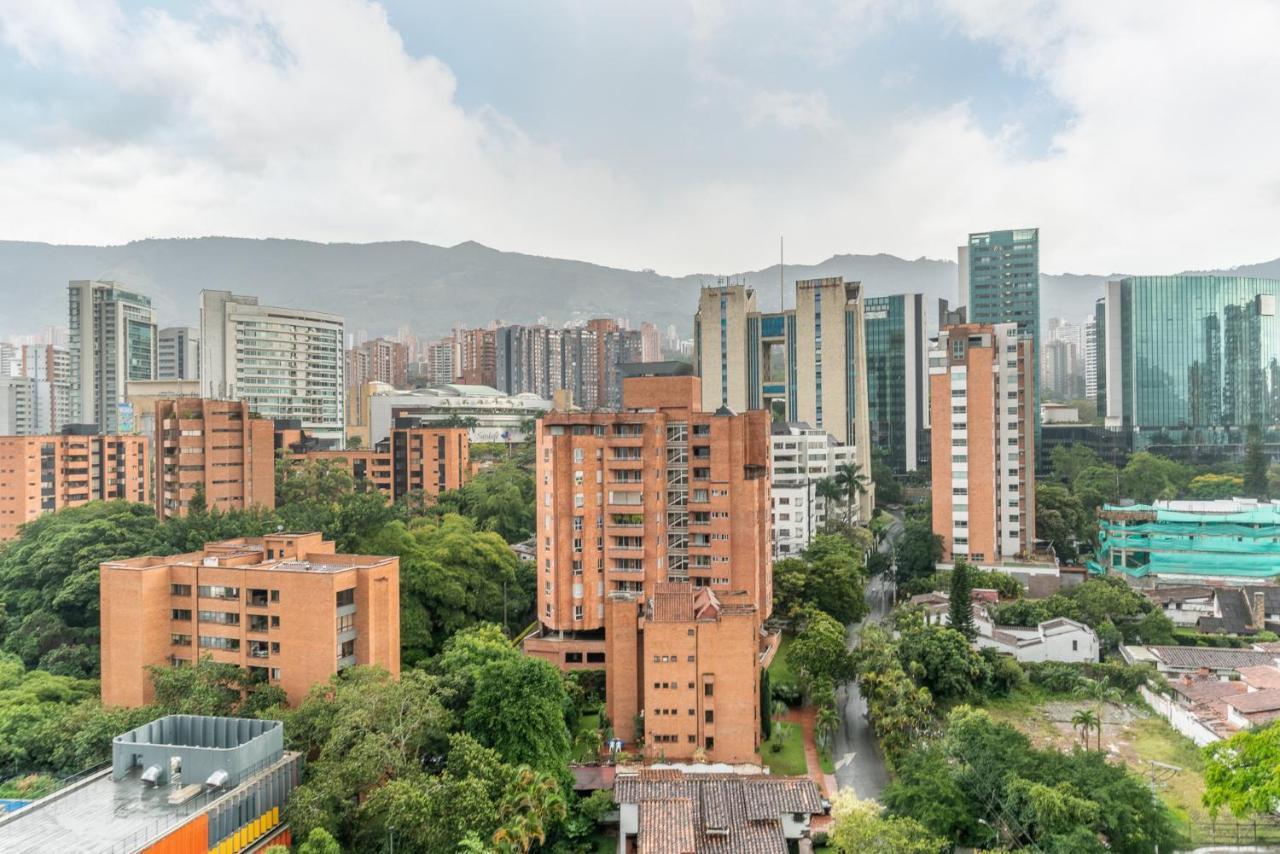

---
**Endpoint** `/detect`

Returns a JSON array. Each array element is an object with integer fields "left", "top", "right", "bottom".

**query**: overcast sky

[{"left": 1, "top": 0, "right": 1278, "bottom": 276}]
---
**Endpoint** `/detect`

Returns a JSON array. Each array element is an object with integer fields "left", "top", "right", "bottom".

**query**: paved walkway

[{"left": 783, "top": 707, "right": 838, "bottom": 798}]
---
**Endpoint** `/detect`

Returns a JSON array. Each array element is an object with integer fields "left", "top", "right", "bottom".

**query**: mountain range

[{"left": 2, "top": 237, "right": 1278, "bottom": 342}]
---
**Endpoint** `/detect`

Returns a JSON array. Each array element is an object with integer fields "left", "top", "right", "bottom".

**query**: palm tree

[
  {"left": 492, "top": 766, "right": 568, "bottom": 852},
  {"left": 834, "top": 462, "right": 869, "bottom": 526},
  {"left": 1072, "top": 679, "right": 1121, "bottom": 751},
  {"left": 815, "top": 706, "right": 840, "bottom": 754},
  {"left": 815, "top": 477, "right": 844, "bottom": 527},
  {"left": 1071, "top": 708, "right": 1100, "bottom": 750}
]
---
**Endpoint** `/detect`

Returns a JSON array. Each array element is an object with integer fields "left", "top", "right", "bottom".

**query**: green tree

[
  {"left": 1120, "top": 452, "right": 1190, "bottom": 504},
  {"left": 829, "top": 791, "right": 948, "bottom": 854},
  {"left": 896, "top": 619, "right": 989, "bottom": 703},
  {"left": 1204, "top": 721, "right": 1280, "bottom": 818},
  {"left": 1186, "top": 472, "right": 1244, "bottom": 499},
  {"left": 296, "top": 828, "right": 341, "bottom": 854},
  {"left": 789, "top": 609, "right": 858, "bottom": 687},
  {"left": 465, "top": 655, "right": 571, "bottom": 774},
  {"left": 801, "top": 535, "right": 869, "bottom": 624},
  {"left": 1074, "top": 464, "right": 1121, "bottom": 512},
  {"left": 1244, "top": 424, "right": 1270, "bottom": 499},
  {"left": 816, "top": 477, "right": 845, "bottom": 524},
  {"left": 834, "top": 461, "right": 870, "bottom": 525},
  {"left": 491, "top": 765, "right": 569, "bottom": 852},
  {"left": 948, "top": 558, "right": 976, "bottom": 640},
  {"left": 871, "top": 457, "right": 904, "bottom": 507},
  {"left": 1071, "top": 708, "right": 1100, "bottom": 750},
  {"left": 1035, "top": 482, "right": 1088, "bottom": 561},
  {"left": 1050, "top": 444, "right": 1102, "bottom": 485},
  {"left": 430, "top": 463, "right": 536, "bottom": 543},
  {"left": 274, "top": 457, "right": 357, "bottom": 536},
  {"left": 895, "top": 517, "right": 943, "bottom": 590},
  {"left": 1135, "top": 609, "right": 1176, "bottom": 645},
  {"left": 148, "top": 656, "right": 286, "bottom": 717}
]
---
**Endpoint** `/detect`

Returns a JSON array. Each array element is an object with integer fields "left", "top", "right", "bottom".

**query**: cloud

[
  {"left": 0, "top": 0, "right": 1277, "bottom": 283},
  {"left": 746, "top": 90, "right": 837, "bottom": 131}
]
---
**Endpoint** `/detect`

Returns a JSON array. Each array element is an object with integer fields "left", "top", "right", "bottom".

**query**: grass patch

[
  {"left": 762, "top": 721, "right": 808, "bottom": 777},
  {"left": 817, "top": 747, "right": 835, "bottom": 775},
  {"left": 572, "top": 712, "right": 602, "bottom": 762},
  {"left": 768, "top": 634, "right": 797, "bottom": 687},
  {"left": 1125, "top": 715, "right": 1208, "bottom": 829}
]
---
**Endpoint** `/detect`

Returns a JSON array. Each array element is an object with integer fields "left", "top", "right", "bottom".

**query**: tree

[
  {"left": 1071, "top": 708, "right": 1100, "bottom": 750},
  {"left": 148, "top": 656, "right": 286, "bottom": 717},
  {"left": 1050, "top": 444, "right": 1102, "bottom": 485},
  {"left": 491, "top": 765, "right": 569, "bottom": 852},
  {"left": 465, "top": 655, "right": 571, "bottom": 774},
  {"left": 274, "top": 457, "right": 358, "bottom": 536},
  {"left": 1035, "top": 482, "right": 1089, "bottom": 561},
  {"left": 1120, "top": 452, "right": 1190, "bottom": 504},
  {"left": 829, "top": 790, "right": 948, "bottom": 854},
  {"left": 1244, "top": 424, "right": 1270, "bottom": 499},
  {"left": 1074, "top": 464, "right": 1121, "bottom": 512},
  {"left": 430, "top": 463, "right": 536, "bottom": 543},
  {"left": 948, "top": 558, "right": 976, "bottom": 640},
  {"left": 895, "top": 518, "right": 943, "bottom": 591},
  {"left": 1204, "top": 720, "right": 1280, "bottom": 818},
  {"left": 296, "top": 828, "right": 341, "bottom": 854},
  {"left": 1187, "top": 472, "right": 1244, "bottom": 499},
  {"left": 896, "top": 619, "right": 990, "bottom": 703},
  {"left": 789, "top": 609, "right": 857, "bottom": 687},
  {"left": 835, "top": 462, "right": 870, "bottom": 525},
  {"left": 1135, "top": 609, "right": 1176, "bottom": 645},
  {"left": 771, "top": 536, "right": 868, "bottom": 625},
  {"left": 871, "top": 457, "right": 904, "bottom": 507},
  {"left": 816, "top": 477, "right": 845, "bottom": 524},
  {"left": 815, "top": 705, "right": 840, "bottom": 754}
]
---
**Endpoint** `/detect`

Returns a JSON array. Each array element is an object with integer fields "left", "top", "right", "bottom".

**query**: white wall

[{"left": 1139, "top": 686, "right": 1222, "bottom": 747}]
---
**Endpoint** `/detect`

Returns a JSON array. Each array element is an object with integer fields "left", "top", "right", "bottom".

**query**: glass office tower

[{"left": 864, "top": 294, "right": 926, "bottom": 473}]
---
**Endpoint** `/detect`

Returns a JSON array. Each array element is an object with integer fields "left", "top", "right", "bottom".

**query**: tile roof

[
  {"left": 1237, "top": 665, "right": 1280, "bottom": 691},
  {"left": 1148, "top": 646, "right": 1278, "bottom": 670},
  {"left": 615, "top": 770, "right": 824, "bottom": 854},
  {"left": 1225, "top": 688, "right": 1280, "bottom": 713},
  {"left": 1144, "top": 585, "right": 1214, "bottom": 604}
]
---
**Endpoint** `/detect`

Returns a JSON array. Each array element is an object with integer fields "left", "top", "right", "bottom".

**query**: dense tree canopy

[
  {"left": 1204, "top": 720, "right": 1280, "bottom": 818},
  {"left": 428, "top": 463, "right": 536, "bottom": 543},
  {"left": 772, "top": 535, "right": 869, "bottom": 625},
  {"left": 1035, "top": 482, "right": 1090, "bottom": 561}
]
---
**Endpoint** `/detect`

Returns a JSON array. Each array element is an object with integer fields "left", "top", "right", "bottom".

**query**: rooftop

[
  {"left": 1146, "top": 646, "right": 1279, "bottom": 671},
  {"left": 614, "top": 769, "right": 823, "bottom": 854},
  {"left": 1237, "top": 665, "right": 1280, "bottom": 691},
  {"left": 101, "top": 534, "right": 395, "bottom": 574},
  {"left": 1224, "top": 688, "right": 1280, "bottom": 714}
]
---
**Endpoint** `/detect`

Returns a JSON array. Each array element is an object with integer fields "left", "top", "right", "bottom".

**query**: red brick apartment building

[
  {"left": 155, "top": 398, "right": 276, "bottom": 520},
  {"left": 290, "top": 422, "right": 469, "bottom": 503},
  {"left": 0, "top": 428, "right": 148, "bottom": 540},
  {"left": 930, "top": 323, "right": 1036, "bottom": 563},
  {"left": 100, "top": 532, "right": 399, "bottom": 707},
  {"left": 523, "top": 367, "right": 774, "bottom": 763}
]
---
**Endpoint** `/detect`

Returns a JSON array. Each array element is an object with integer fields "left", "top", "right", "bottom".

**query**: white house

[{"left": 974, "top": 616, "right": 1100, "bottom": 663}]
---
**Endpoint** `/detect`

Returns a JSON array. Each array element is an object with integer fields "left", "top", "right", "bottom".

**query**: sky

[{"left": 0, "top": 0, "right": 1278, "bottom": 276}]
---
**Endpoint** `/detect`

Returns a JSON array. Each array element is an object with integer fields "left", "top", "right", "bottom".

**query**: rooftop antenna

[{"left": 779, "top": 236, "right": 785, "bottom": 312}]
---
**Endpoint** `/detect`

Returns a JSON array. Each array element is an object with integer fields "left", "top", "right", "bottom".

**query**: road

[{"left": 830, "top": 512, "right": 903, "bottom": 799}]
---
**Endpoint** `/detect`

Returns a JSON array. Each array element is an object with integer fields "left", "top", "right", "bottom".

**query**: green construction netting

[{"left": 1095, "top": 503, "right": 1280, "bottom": 578}]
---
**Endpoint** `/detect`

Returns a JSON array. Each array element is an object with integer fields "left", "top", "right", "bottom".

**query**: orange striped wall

[{"left": 140, "top": 814, "right": 208, "bottom": 854}]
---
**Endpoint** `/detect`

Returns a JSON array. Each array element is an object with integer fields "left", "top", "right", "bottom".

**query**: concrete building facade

[
  {"left": 0, "top": 428, "right": 149, "bottom": 540},
  {"left": 68, "top": 280, "right": 158, "bottom": 433},
  {"left": 523, "top": 369, "right": 773, "bottom": 762},
  {"left": 930, "top": 323, "right": 1036, "bottom": 564},
  {"left": 157, "top": 326, "right": 200, "bottom": 381},
  {"left": 199, "top": 290, "right": 345, "bottom": 446},
  {"left": 155, "top": 398, "right": 276, "bottom": 520},
  {"left": 770, "top": 422, "right": 858, "bottom": 556},
  {"left": 100, "top": 532, "right": 399, "bottom": 707}
]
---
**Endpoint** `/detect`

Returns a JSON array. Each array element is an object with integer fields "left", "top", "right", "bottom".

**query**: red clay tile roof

[
  {"left": 1225, "top": 688, "right": 1280, "bottom": 713},
  {"left": 1237, "top": 665, "right": 1280, "bottom": 691}
]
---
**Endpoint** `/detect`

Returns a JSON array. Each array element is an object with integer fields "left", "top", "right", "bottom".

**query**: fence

[
  {"left": 1138, "top": 685, "right": 1221, "bottom": 747},
  {"left": 1191, "top": 816, "right": 1280, "bottom": 846}
]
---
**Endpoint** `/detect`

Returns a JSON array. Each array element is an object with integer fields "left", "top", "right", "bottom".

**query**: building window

[
  {"left": 198, "top": 610, "right": 240, "bottom": 625},
  {"left": 270, "top": 589, "right": 280, "bottom": 603},
  {"left": 247, "top": 588, "right": 269, "bottom": 607},
  {"left": 170, "top": 584, "right": 191, "bottom": 597},
  {"left": 337, "top": 613, "right": 356, "bottom": 633},
  {"left": 271, "top": 615, "right": 281, "bottom": 628},
  {"left": 336, "top": 588, "right": 356, "bottom": 608},
  {"left": 704, "top": 683, "right": 714, "bottom": 696},
  {"left": 197, "top": 585, "right": 238, "bottom": 600},
  {"left": 171, "top": 609, "right": 191, "bottom": 621},
  {"left": 705, "top": 710, "right": 714, "bottom": 724},
  {"left": 170, "top": 633, "right": 191, "bottom": 647},
  {"left": 198, "top": 635, "right": 240, "bottom": 651}
]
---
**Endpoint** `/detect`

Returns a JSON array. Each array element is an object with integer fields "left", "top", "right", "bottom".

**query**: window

[
  {"left": 336, "top": 588, "right": 356, "bottom": 608},
  {"left": 170, "top": 633, "right": 192, "bottom": 647},
  {"left": 271, "top": 642, "right": 281, "bottom": 654},
  {"left": 1072, "top": 640, "right": 1078, "bottom": 652},
  {"left": 270, "top": 589, "right": 280, "bottom": 603},
  {"left": 705, "top": 710, "right": 714, "bottom": 724},
  {"left": 337, "top": 613, "right": 356, "bottom": 633},
  {"left": 199, "top": 636, "right": 240, "bottom": 651},
  {"left": 170, "top": 584, "right": 191, "bottom": 597},
  {"left": 271, "top": 615, "right": 280, "bottom": 628},
  {"left": 248, "top": 614, "right": 269, "bottom": 633},
  {"left": 704, "top": 683, "right": 714, "bottom": 696},
  {"left": 574, "top": 605, "right": 584, "bottom": 620},
  {"left": 198, "top": 610, "right": 240, "bottom": 625},
  {"left": 171, "top": 609, "right": 191, "bottom": 621},
  {"left": 247, "top": 588, "right": 268, "bottom": 607},
  {"left": 197, "top": 585, "right": 238, "bottom": 600},
  {"left": 339, "top": 639, "right": 355, "bottom": 659}
]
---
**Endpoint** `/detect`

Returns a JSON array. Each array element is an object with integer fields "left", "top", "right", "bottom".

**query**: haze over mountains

[{"left": 2, "top": 237, "right": 1278, "bottom": 341}]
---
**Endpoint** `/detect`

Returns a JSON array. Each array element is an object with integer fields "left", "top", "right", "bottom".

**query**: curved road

[{"left": 831, "top": 514, "right": 903, "bottom": 799}]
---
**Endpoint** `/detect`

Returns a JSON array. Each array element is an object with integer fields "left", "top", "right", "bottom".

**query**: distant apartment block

[
  {"left": 0, "top": 343, "right": 72, "bottom": 435},
  {"left": 0, "top": 427, "right": 149, "bottom": 540},
  {"left": 694, "top": 278, "right": 874, "bottom": 520},
  {"left": 460, "top": 327, "right": 498, "bottom": 387},
  {"left": 770, "top": 422, "right": 857, "bottom": 556},
  {"left": 424, "top": 336, "right": 458, "bottom": 384},
  {"left": 523, "top": 367, "right": 773, "bottom": 763},
  {"left": 930, "top": 323, "right": 1036, "bottom": 564},
  {"left": 157, "top": 326, "right": 200, "bottom": 380},
  {"left": 100, "top": 532, "right": 400, "bottom": 707},
  {"left": 347, "top": 337, "right": 408, "bottom": 389},
  {"left": 493, "top": 321, "right": 642, "bottom": 409},
  {"left": 199, "top": 290, "right": 345, "bottom": 446},
  {"left": 68, "top": 280, "right": 158, "bottom": 433},
  {"left": 290, "top": 422, "right": 469, "bottom": 503},
  {"left": 155, "top": 398, "right": 276, "bottom": 520},
  {"left": 864, "top": 293, "right": 927, "bottom": 473}
]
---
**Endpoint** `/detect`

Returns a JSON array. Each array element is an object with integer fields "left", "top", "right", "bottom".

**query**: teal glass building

[
  {"left": 1100, "top": 276, "right": 1280, "bottom": 458},
  {"left": 863, "top": 294, "right": 926, "bottom": 474}
]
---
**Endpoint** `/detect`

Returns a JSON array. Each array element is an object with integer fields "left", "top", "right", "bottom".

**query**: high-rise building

[
  {"left": 930, "top": 323, "right": 1036, "bottom": 565},
  {"left": 770, "top": 422, "right": 858, "bottom": 556},
  {"left": 522, "top": 367, "right": 773, "bottom": 762},
  {"left": 155, "top": 398, "right": 276, "bottom": 520},
  {"left": 1100, "top": 275, "right": 1280, "bottom": 458},
  {"left": 1083, "top": 315, "right": 1099, "bottom": 401},
  {"left": 157, "top": 326, "right": 200, "bottom": 380},
  {"left": 424, "top": 336, "right": 457, "bottom": 384},
  {"left": 864, "top": 293, "right": 927, "bottom": 473},
  {"left": 199, "top": 290, "right": 345, "bottom": 446},
  {"left": 346, "top": 337, "right": 408, "bottom": 389},
  {"left": 0, "top": 376, "right": 42, "bottom": 435},
  {"left": 100, "top": 532, "right": 400, "bottom": 707},
  {"left": 460, "top": 327, "right": 498, "bottom": 387},
  {"left": 694, "top": 278, "right": 874, "bottom": 520},
  {"left": 0, "top": 427, "right": 149, "bottom": 540},
  {"left": 68, "top": 280, "right": 157, "bottom": 433},
  {"left": 964, "top": 229, "right": 1041, "bottom": 456},
  {"left": 289, "top": 422, "right": 469, "bottom": 504},
  {"left": 640, "top": 322, "right": 662, "bottom": 362},
  {"left": 21, "top": 343, "right": 72, "bottom": 433}
]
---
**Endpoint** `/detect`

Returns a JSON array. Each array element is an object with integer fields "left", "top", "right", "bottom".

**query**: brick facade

[{"left": 155, "top": 398, "right": 276, "bottom": 519}]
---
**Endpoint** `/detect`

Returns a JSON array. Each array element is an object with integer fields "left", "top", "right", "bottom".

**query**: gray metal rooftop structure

[{"left": 0, "top": 714, "right": 299, "bottom": 854}]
